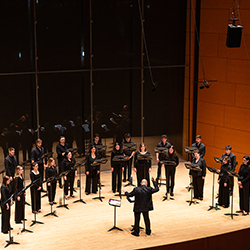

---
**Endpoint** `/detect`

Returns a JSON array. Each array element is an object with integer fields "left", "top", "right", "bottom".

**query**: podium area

[{"left": 1, "top": 158, "right": 250, "bottom": 250}]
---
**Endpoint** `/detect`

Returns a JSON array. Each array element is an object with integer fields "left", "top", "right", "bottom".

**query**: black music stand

[
  {"left": 224, "top": 170, "right": 241, "bottom": 219},
  {"left": 95, "top": 146, "right": 107, "bottom": 187},
  {"left": 185, "top": 163, "right": 201, "bottom": 206},
  {"left": 137, "top": 153, "right": 152, "bottom": 186},
  {"left": 113, "top": 155, "right": 129, "bottom": 199},
  {"left": 154, "top": 147, "right": 168, "bottom": 184},
  {"left": 184, "top": 147, "right": 197, "bottom": 154},
  {"left": 214, "top": 157, "right": 223, "bottom": 164},
  {"left": 207, "top": 166, "right": 221, "bottom": 211},
  {"left": 107, "top": 199, "right": 123, "bottom": 232},
  {"left": 56, "top": 170, "right": 70, "bottom": 210},
  {"left": 160, "top": 160, "right": 177, "bottom": 201},
  {"left": 44, "top": 176, "right": 58, "bottom": 217},
  {"left": 2, "top": 193, "right": 20, "bottom": 248},
  {"left": 73, "top": 160, "right": 87, "bottom": 204},
  {"left": 92, "top": 158, "right": 108, "bottom": 202},
  {"left": 68, "top": 148, "right": 79, "bottom": 156},
  {"left": 123, "top": 143, "right": 137, "bottom": 187},
  {"left": 30, "top": 178, "right": 44, "bottom": 227}
]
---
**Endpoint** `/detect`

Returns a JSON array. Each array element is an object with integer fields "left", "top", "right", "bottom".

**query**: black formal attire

[
  {"left": 222, "top": 152, "right": 236, "bottom": 194},
  {"left": 125, "top": 180, "right": 159, "bottom": 236},
  {"left": 156, "top": 141, "right": 171, "bottom": 179},
  {"left": 62, "top": 157, "right": 76, "bottom": 196},
  {"left": 56, "top": 143, "right": 69, "bottom": 186},
  {"left": 238, "top": 164, "right": 250, "bottom": 213},
  {"left": 134, "top": 151, "right": 151, "bottom": 187},
  {"left": 190, "top": 157, "right": 206, "bottom": 199},
  {"left": 30, "top": 171, "right": 42, "bottom": 212},
  {"left": 45, "top": 166, "right": 57, "bottom": 202},
  {"left": 191, "top": 142, "right": 206, "bottom": 160},
  {"left": 4, "top": 155, "right": 18, "bottom": 178},
  {"left": 164, "top": 154, "right": 179, "bottom": 194},
  {"left": 1, "top": 184, "right": 11, "bottom": 233},
  {"left": 14, "top": 176, "right": 25, "bottom": 223},
  {"left": 122, "top": 140, "right": 135, "bottom": 181},
  {"left": 218, "top": 163, "right": 231, "bottom": 208},
  {"left": 111, "top": 150, "right": 124, "bottom": 193},
  {"left": 85, "top": 154, "right": 100, "bottom": 194},
  {"left": 31, "top": 146, "right": 45, "bottom": 182}
]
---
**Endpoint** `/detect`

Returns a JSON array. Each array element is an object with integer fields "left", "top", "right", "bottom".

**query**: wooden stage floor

[{"left": 1, "top": 160, "right": 250, "bottom": 250}]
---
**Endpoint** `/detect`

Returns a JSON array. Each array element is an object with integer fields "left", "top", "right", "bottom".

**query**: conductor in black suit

[{"left": 125, "top": 177, "right": 159, "bottom": 237}]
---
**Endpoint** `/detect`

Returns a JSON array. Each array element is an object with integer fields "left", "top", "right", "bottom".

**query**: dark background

[{"left": 0, "top": 0, "right": 187, "bottom": 152}]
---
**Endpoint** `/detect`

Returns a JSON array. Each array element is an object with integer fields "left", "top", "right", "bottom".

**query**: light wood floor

[{"left": 1, "top": 159, "right": 250, "bottom": 250}]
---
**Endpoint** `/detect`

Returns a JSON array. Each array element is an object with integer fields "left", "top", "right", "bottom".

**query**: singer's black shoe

[{"left": 131, "top": 231, "right": 139, "bottom": 237}]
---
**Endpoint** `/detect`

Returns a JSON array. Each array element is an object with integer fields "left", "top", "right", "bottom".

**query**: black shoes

[
  {"left": 59, "top": 184, "right": 63, "bottom": 189},
  {"left": 170, "top": 192, "right": 174, "bottom": 197},
  {"left": 131, "top": 231, "right": 139, "bottom": 237}
]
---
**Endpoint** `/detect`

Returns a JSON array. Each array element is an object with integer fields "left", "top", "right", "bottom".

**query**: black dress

[
  {"left": 1, "top": 184, "right": 11, "bottom": 233},
  {"left": 238, "top": 164, "right": 250, "bottom": 213},
  {"left": 218, "top": 163, "right": 231, "bottom": 208},
  {"left": 14, "top": 176, "right": 25, "bottom": 223},
  {"left": 85, "top": 154, "right": 100, "bottom": 194},
  {"left": 134, "top": 151, "right": 151, "bottom": 187},
  {"left": 122, "top": 140, "right": 135, "bottom": 181},
  {"left": 111, "top": 150, "right": 124, "bottom": 193},
  {"left": 164, "top": 154, "right": 179, "bottom": 194},
  {"left": 190, "top": 157, "right": 206, "bottom": 199},
  {"left": 62, "top": 157, "right": 76, "bottom": 196},
  {"left": 30, "top": 171, "right": 42, "bottom": 212},
  {"left": 45, "top": 166, "right": 57, "bottom": 202}
]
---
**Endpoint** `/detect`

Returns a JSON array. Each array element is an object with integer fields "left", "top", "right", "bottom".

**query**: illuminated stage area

[{"left": 1, "top": 160, "right": 249, "bottom": 250}]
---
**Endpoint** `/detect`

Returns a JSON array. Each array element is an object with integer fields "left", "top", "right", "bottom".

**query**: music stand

[
  {"left": 73, "top": 160, "right": 87, "bottom": 204},
  {"left": 224, "top": 170, "right": 241, "bottom": 219},
  {"left": 207, "top": 166, "right": 221, "bottom": 211},
  {"left": 68, "top": 148, "right": 79, "bottom": 157},
  {"left": 56, "top": 170, "right": 71, "bottom": 210},
  {"left": 107, "top": 199, "right": 123, "bottom": 232},
  {"left": 214, "top": 157, "right": 223, "bottom": 164},
  {"left": 154, "top": 147, "right": 168, "bottom": 184},
  {"left": 113, "top": 155, "right": 129, "bottom": 199},
  {"left": 160, "top": 160, "right": 176, "bottom": 201},
  {"left": 184, "top": 147, "right": 197, "bottom": 154},
  {"left": 30, "top": 178, "right": 44, "bottom": 227},
  {"left": 185, "top": 163, "right": 201, "bottom": 206},
  {"left": 92, "top": 158, "right": 108, "bottom": 202},
  {"left": 44, "top": 176, "right": 58, "bottom": 217}
]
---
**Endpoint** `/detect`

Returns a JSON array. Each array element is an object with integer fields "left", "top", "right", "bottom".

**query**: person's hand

[
  {"left": 37, "top": 187, "right": 41, "bottom": 191},
  {"left": 9, "top": 176, "right": 13, "bottom": 181},
  {"left": 157, "top": 159, "right": 159, "bottom": 163},
  {"left": 86, "top": 171, "right": 89, "bottom": 175},
  {"left": 238, "top": 181, "right": 242, "bottom": 186},
  {"left": 6, "top": 203, "right": 9, "bottom": 210},
  {"left": 151, "top": 177, "right": 155, "bottom": 182},
  {"left": 134, "top": 168, "right": 137, "bottom": 172},
  {"left": 122, "top": 167, "right": 124, "bottom": 172},
  {"left": 189, "top": 175, "right": 191, "bottom": 178},
  {"left": 17, "top": 196, "right": 20, "bottom": 201},
  {"left": 202, "top": 176, "right": 205, "bottom": 180},
  {"left": 217, "top": 180, "right": 220, "bottom": 184},
  {"left": 240, "top": 184, "right": 243, "bottom": 189},
  {"left": 48, "top": 183, "right": 51, "bottom": 186},
  {"left": 111, "top": 168, "right": 114, "bottom": 172},
  {"left": 62, "top": 152, "right": 65, "bottom": 156},
  {"left": 97, "top": 171, "right": 100, "bottom": 174},
  {"left": 75, "top": 172, "right": 77, "bottom": 177},
  {"left": 64, "top": 176, "right": 67, "bottom": 180},
  {"left": 149, "top": 168, "right": 152, "bottom": 173},
  {"left": 44, "top": 164, "right": 46, "bottom": 169},
  {"left": 224, "top": 182, "right": 227, "bottom": 187},
  {"left": 24, "top": 193, "right": 26, "bottom": 197}
]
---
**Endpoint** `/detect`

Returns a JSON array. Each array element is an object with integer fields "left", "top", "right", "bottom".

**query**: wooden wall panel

[
  {"left": 197, "top": 101, "right": 224, "bottom": 126},
  {"left": 204, "top": 145, "right": 224, "bottom": 169},
  {"left": 200, "top": 33, "right": 219, "bottom": 57},
  {"left": 235, "top": 84, "right": 250, "bottom": 108},
  {"left": 224, "top": 106, "right": 250, "bottom": 132},
  {"left": 197, "top": 122, "right": 215, "bottom": 147}
]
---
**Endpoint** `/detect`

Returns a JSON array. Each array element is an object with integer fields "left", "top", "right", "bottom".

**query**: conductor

[{"left": 125, "top": 177, "right": 159, "bottom": 237}]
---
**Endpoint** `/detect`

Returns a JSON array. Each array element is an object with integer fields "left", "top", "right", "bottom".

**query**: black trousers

[
  {"left": 123, "top": 158, "right": 132, "bottom": 181},
  {"left": 58, "top": 159, "right": 63, "bottom": 186},
  {"left": 30, "top": 186, "right": 41, "bottom": 212},
  {"left": 192, "top": 174, "right": 204, "bottom": 199},
  {"left": 157, "top": 162, "right": 163, "bottom": 179},
  {"left": 165, "top": 166, "right": 176, "bottom": 194},
  {"left": 239, "top": 182, "right": 249, "bottom": 212},
  {"left": 112, "top": 166, "right": 122, "bottom": 192},
  {"left": 47, "top": 182, "right": 56, "bottom": 202},
  {"left": 85, "top": 170, "right": 97, "bottom": 194},
  {"left": 1, "top": 205, "right": 10, "bottom": 233},
  {"left": 64, "top": 175, "right": 75, "bottom": 196},
  {"left": 15, "top": 194, "right": 24, "bottom": 223},
  {"left": 38, "top": 163, "right": 44, "bottom": 183},
  {"left": 134, "top": 211, "right": 151, "bottom": 235},
  {"left": 136, "top": 167, "right": 150, "bottom": 187},
  {"left": 218, "top": 179, "right": 230, "bottom": 207}
]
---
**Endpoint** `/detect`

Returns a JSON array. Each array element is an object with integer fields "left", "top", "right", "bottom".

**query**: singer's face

[
  {"left": 194, "top": 152, "right": 199, "bottom": 159},
  {"left": 169, "top": 148, "right": 174, "bottom": 154},
  {"left": 223, "top": 159, "right": 227, "bottom": 164},
  {"left": 196, "top": 138, "right": 201, "bottom": 144},
  {"left": 226, "top": 149, "right": 231, "bottom": 155},
  {"left": 162, "top": 138, "right": 167, "bottom": 144},
  {"left": 115, "top": 145, "right": 120, "bottom": 150},
  {"left": 243, "top": 158, "right": 249, "bottom": 165}
]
